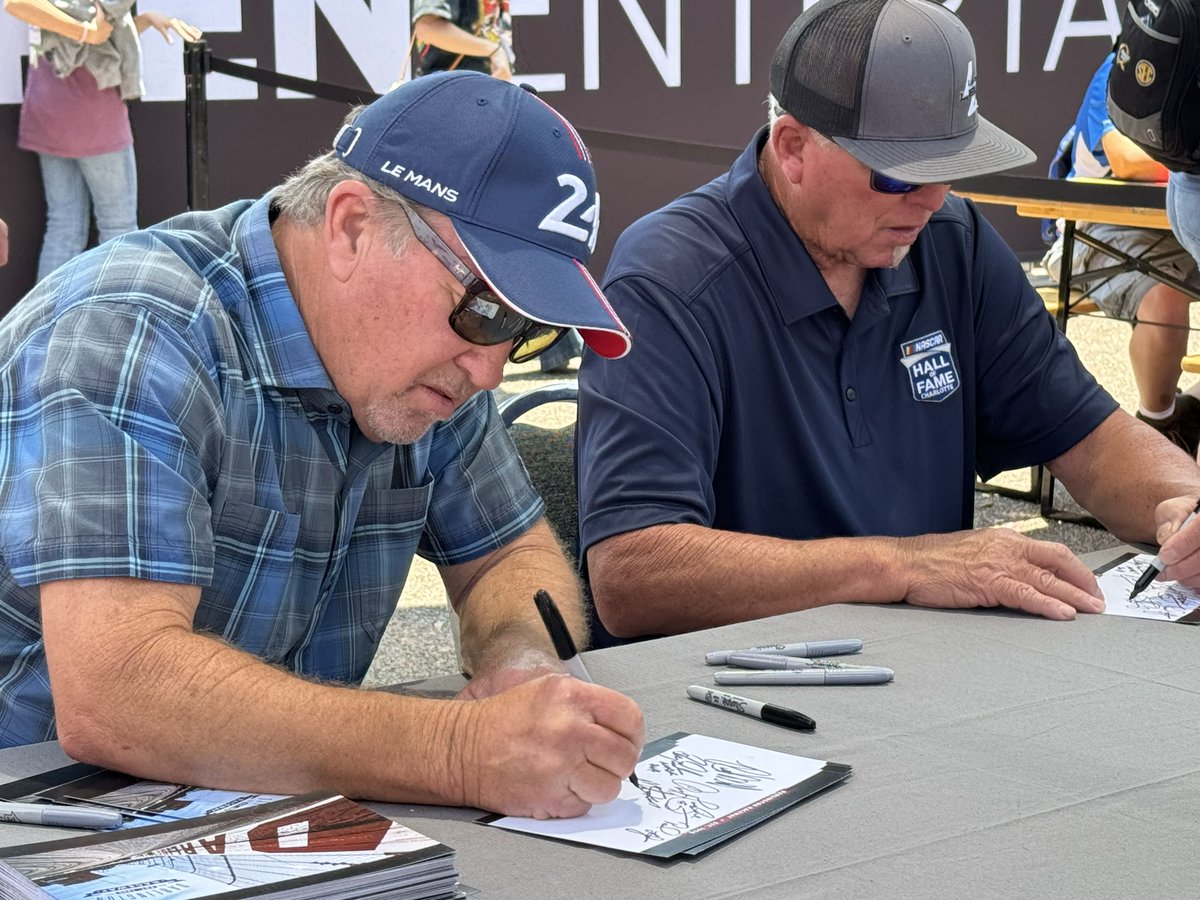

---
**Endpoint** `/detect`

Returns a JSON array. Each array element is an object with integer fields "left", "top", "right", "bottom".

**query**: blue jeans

[
  {"left": 37, "top": 145, "right": 138, "bottom": 281},
  {"left": 1167, "top": 171, "right": 1200, "bottom": 267}
]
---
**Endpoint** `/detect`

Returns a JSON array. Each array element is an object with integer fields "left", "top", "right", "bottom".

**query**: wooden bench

[{"left": 1035, "top": 286, "right": 1100, "bottom": 317}]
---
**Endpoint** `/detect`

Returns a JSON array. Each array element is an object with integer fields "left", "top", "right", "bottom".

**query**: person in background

[
  {"left": 0, "top": 217, "right": 8, "bottom": 267},
  {"left": 411, "top": 0, "right": 513, "bottom": 80},
  {"left": 0, "top": 72, "right": 641, "bottom": 818},
  {"left": 1168, "top": 171, "right": 1200, "bottom": 267},
  {"left": 1042, "top": 51, "right": 1200, "bottom": 455},
  {"left": 3, "top": 0, "right": 201, "bottom": 281},
  {"left": 575, "top": 0, "right": 1200, "bottom": 641}
]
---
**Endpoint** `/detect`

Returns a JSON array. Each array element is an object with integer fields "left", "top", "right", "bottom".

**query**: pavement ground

[{"left": 361, "top": 266, "right": 1200, "bottom": 688}]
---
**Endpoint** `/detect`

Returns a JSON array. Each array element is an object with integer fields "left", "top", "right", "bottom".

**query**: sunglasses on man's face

[
  {"left": 398, "top": 204, "right": 567, "bottom": 364},
  {"left": 869, "top": 171, "right": 953, "bottom": 195},
  {"left": 869, "top": 170, "right": 924, "bottom": 194}
]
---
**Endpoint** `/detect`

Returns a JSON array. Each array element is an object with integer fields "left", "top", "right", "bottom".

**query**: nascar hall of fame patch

[{"left": 900, "top": 330, "right": 960, "bottom": 402}]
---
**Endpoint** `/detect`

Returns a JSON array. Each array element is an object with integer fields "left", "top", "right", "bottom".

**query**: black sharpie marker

[
  {"left": 1129, "top": 497, "right": 1200, "bottom": 599},
  {"left": 686, "top": 685, "right": 816, "bottom": 732},
  {"left": 536, "top": 590, "right": 640, "bottom": 788}
]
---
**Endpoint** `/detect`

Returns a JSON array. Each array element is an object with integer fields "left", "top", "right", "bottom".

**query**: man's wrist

[{"left": 79, "top": 21, "right": 90, "bottom": 43}]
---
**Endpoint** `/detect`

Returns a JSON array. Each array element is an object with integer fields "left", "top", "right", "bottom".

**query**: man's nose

[
  {"left": 456, "top": 341, "right": 510, "bottom": 392},
  {"left": 910, "top": 183, "right": 952, "bottom": 212}
]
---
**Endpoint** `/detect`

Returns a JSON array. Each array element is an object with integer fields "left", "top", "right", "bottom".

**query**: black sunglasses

[
  {"left": 398, "top": 204, "right": 567, "bottom": 364},
  {"left": 870, "top": 170, "right": 924, "bottom": 194},
  {"left": 870, "top": 170, "right": 953, "bottom": 195}
]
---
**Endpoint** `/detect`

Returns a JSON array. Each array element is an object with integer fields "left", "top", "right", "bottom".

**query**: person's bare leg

[{"left": 1130, "top": 284, "right": 1191, "bottom": 413}]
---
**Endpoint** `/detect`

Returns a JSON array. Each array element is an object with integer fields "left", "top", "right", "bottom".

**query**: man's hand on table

[
  {"left": 452, "top": 673, "right": 644, "bottom": 819},
  {"left": 898, "top": 527, "right": 1105, "bottom": 620}
]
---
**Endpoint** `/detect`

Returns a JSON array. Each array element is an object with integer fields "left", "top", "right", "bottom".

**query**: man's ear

[
  {"left": 769, "top": 116, "right": 810, "bottom": 185},
  {"left": 324, "top": 181, "right": 374, "bottom": 282}
]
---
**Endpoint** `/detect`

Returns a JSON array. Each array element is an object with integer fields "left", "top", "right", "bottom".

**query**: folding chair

[{"left": 497, "top": 382, "right": 627, "bottom": 648}]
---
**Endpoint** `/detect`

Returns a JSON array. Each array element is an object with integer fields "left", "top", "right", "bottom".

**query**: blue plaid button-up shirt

[{"left": 0, "top": 196, "right": 543, "bottom": 747}]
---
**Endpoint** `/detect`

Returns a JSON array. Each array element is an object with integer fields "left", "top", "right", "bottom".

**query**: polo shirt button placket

[{"left": 845, "top": 386, "right": 857, "bottom": 402}]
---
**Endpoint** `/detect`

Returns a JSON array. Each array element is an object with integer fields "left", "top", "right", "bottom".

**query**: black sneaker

[{"left": 1137, "top": 394, "right": 1200, "bottom": 457}]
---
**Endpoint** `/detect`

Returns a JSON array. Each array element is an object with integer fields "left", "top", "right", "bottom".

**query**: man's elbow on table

[
  {"left": 587, "top": 533, "right": 665, "bottom": 639},
  {"left": 48, "top": 640, "right": 173, "bottom": 771},
  {"left": 51, "top": 674, "right": 135, "bottom": 771}
]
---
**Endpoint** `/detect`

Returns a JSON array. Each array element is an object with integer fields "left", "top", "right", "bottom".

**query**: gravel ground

[{"left": 362, "top": 267, "right": 1200, "bottom": 688}]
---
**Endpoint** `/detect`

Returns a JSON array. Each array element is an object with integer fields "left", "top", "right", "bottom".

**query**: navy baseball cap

[{"left": 332, "top": 71, "right": 630, "bottom": 359}]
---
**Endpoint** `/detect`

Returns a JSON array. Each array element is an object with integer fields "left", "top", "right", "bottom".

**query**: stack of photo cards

[
  {"left": 481, "top": 732, "right": 851, "bottom": 858},
  {"left": 0, "top": 762, "right": 288, "bottom": 830},
  {"left": 0, "top": 792, "right": 460, "bottom": 899},
  {"left": 1095, "top": 552, "right": 1200, "bottom": 623}
]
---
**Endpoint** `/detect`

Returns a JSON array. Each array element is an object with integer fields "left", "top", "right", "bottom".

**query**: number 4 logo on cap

[{"left": 539, "top": 174, "right": 601, "bottom": 253}]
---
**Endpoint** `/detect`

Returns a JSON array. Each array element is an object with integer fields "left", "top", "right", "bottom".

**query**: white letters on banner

[
  {"left": 0, "top": 0, "right": 1127, "bottom": 105},
  {"left": 1044, "top": 0, "right": 1120, "bottom": 71}
]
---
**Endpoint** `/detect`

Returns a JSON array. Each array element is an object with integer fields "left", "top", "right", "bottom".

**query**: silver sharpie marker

[
  {"left": 0, "top": 801, "right": 123, "bottom": 830},
  {"left": 714, "top": 667, "right": 893, "bottom": 686},
  {"left": 726, "top": 652, "right": 879, "bottom": 671},
  {"left": 705, "top": 639, "right": 863, "bottom": 666}
]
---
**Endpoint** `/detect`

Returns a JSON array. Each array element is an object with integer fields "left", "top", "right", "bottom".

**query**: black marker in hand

[
  {"left": 534, "top": 589, "right": 640, "bottom": 788},
  {"left": 1130, "top": 497, "right": 1200, "bottom": 599}
]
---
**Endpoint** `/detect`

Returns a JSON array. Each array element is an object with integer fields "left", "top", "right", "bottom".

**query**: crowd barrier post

[{"left": 183, "top": 39, "right": 211, "bottom": 211}]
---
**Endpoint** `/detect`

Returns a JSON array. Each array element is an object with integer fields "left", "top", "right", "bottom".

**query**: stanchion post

[{"left": 183, "top": 39, "right": 211, "bottom": 211}]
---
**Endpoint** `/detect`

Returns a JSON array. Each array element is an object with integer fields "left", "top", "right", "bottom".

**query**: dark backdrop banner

[{"left": 0, "top": 0, "right": 1127, "bottom": 314}]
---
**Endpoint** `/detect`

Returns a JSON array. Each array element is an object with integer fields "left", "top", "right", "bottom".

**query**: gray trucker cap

[{"left": 769, "top": 0, "right": 1036, "bottom": 182}]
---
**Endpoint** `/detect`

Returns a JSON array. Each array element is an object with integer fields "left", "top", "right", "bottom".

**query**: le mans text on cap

[{"left": 333, "top": 71, "right": 631, "bottom": 359}]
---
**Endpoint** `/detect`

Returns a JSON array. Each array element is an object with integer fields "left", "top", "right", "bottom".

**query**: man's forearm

[
  {"left": 1050, "top": 410, "right": 1200, "bottom": 542},
  {"left": 445, "top": 520, "right": 583, "bottom": 676},
  {"left": 57, "top": 633, "right": 478, "bottom": 803},
  {"left": 41, "top": 579, "right": 472, "bottom": 805},
  {"left": 588, "top": 524, "right": 913, "bottom": 637}
]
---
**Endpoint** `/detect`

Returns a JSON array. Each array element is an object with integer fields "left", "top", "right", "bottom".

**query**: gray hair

[
  {"left": 765, "top": 93, "right": 833, "bottom": 147},
  {"left": 274, "top": 151, "right": 447, "bottom": 257},
  {"left": 766, "top": 92, "right": 785, "bottom": 127}
]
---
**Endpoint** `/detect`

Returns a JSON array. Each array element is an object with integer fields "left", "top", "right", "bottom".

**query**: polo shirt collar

[
  {"left": 232, "top": 194, "right": 335, "bottom": 392},
  {"left": 726, "top": 127, "right": 920, "bottom": 324}
]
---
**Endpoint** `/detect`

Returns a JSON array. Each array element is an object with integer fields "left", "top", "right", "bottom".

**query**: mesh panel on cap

[{"left": 779, "top": 0, "right": 889, "bottom": 137}]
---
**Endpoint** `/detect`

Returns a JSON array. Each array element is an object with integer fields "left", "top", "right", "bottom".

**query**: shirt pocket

[
  {"left": 345, "top": 478, "right": 434, "bottom": 648},
  {"left": 286, "top": 478, "right": 437, "bottom": 683},
  {"left": 198, "top": 499, "right": 301, "bottom": 659}
]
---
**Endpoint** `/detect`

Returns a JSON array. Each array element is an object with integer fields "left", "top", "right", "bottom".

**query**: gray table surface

[{"left": 1, "top": 547, "right": 1196, "bottom": 899}]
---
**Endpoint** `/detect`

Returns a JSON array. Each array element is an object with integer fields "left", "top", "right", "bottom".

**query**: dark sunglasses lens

[
  {"left": 871, "top": 171, "right": 921, "bottom": 194},
  {"left": 510, "top": 326, "right": 567, "bottom": 364},
  {"left": 451, "top": 293, "right": 528, "bottom": 345}
]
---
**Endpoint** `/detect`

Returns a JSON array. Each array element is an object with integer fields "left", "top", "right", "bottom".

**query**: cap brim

[
  {"left": 832, "top": 116, "right": 1037, "bottom": 183},
  {"left": 454, "top": 222, "right": 632, "bottom": 360}
]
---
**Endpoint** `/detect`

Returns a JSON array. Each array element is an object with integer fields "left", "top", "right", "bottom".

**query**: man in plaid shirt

[{"left": 0, "top": 72, "right": 641, "bottom": 819}]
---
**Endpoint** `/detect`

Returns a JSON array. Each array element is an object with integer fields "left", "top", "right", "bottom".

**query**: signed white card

[
  {"left": 482, "top": 732, "right": 850, "bottom": 858},
  {"left": 1096, "top": 552, "right": 1200, "bottom": 623}
]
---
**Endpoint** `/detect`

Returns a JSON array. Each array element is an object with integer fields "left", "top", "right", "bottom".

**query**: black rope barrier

[
  {"left": 182, "top": 42, "right": 1164, "bottom": 226},
  {"left": 180, "top": 39, "right": 741, "bottom": 211},
  {"left": 207, "top": 55, "right": 382, "bottom": 107}
]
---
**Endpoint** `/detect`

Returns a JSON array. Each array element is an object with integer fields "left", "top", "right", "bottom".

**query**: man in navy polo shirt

[{"left": 577, "top": 0, "right": 1200, "bottom": 639}]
